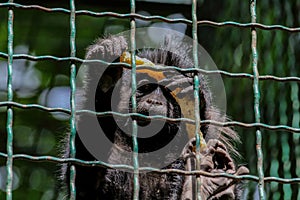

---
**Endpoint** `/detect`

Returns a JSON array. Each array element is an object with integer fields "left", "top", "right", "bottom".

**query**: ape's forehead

[
  {"left": 136, "top": 68, "right": 165, "bottom": 81},
  {"left": 120, "top": 51, "right": 167, "bottom": 81}
]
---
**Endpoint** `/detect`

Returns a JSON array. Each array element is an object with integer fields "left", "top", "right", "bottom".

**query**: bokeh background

[{"left": 0, "top": 0, "right": 299, "bottom": 199}]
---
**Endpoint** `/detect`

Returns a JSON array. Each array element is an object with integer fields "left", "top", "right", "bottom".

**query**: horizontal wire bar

[
  {"left": 0, "top": 152, "right": 299, "bottom": 184},
  {"left": 0, "top": 101, "right": 300, "bottom": 133},
  {"left": 0, "top": 152, "right": 132, "bottom": 169},
  {"left": 0, "top": 52, "right": 300, "bottom": 82},
  {"left": 0, "top": 101, "right": 71, "bottom": 114},
  {"left": 0, "top": 3, "right": 300, "bottom": 32},
  {"left": 197, "top": 21, "right": 300, "bottom": 32}
]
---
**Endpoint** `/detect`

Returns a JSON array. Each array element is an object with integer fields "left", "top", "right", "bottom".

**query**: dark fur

[{"left": 62, "top": 35, "right": 247, "bottom": 199}]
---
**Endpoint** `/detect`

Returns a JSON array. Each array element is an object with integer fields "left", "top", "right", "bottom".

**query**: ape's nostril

[{"left": 146, "top": 98, "right": 163, "bottom": 105}]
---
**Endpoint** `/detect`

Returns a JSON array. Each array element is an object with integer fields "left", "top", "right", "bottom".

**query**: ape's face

[
  {"left": 120, "top": 68, "right": 182, "bottom": 120},
  {"left": 96, "top": 66, "right": 184, "bottom": 154}
]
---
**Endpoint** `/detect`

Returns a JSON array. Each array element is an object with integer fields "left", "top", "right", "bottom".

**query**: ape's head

[{"left": 76, "top": 35, "right": 238, "bottom": 167}]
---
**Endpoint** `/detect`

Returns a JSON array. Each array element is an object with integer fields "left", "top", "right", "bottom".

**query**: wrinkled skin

[{"left": 181, "top": 139, "right": 249, "bottom": 200}]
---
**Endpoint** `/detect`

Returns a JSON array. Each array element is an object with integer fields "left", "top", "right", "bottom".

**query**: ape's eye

[{"left": 137, "top": 83, "right": 157, "bottom": 94}]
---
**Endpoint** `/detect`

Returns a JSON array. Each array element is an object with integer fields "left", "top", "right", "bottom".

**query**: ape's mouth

[{"left": 133, "top": 110, "right": 151, "bottom": 127}]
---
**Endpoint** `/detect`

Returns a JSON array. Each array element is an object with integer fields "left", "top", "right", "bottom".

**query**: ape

[{"left": 62, "top": 35, "right": 249, "bottom": 199}]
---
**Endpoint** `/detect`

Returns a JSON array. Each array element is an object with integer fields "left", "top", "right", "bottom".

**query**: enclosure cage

[{"left": 0, "top": 0, "right": 300, "bottom": 200}]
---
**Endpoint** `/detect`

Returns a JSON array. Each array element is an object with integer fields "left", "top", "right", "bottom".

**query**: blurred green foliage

[{"left": 0, "top": 0, "right": 299, "bottom": 199}]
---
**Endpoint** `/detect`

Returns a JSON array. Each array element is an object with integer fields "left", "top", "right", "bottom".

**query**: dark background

[{"left": 0, "top": 0, "right": 299, "bottom": 199}]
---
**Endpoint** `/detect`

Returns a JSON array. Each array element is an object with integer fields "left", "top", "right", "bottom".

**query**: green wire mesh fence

[{"left": 0, "top": 1, "right": 300, "bottom": 200}]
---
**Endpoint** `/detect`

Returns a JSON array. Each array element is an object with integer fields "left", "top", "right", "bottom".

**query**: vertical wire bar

[
  {"left": 69, "top": 0, "right": 77, "bottom": 199},
  {"left": 288, "top": 36, "right": 299, "bottom": 200},
  {"left": 250, "top": 1, "right": 265, "bottom": 199},
  {"left": 191, "top": 0, "right": 202, "bottom": 199},
  {"left": 6, "top": 1, "right": 14, "bottom": 200},
  {"left": 129, "top": 0, "right": 139, "bottom": 199}
]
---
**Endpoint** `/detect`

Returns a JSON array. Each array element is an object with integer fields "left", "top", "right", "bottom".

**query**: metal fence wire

[{"left": 0, "top": 1, "right": 300, "bottom": 200}]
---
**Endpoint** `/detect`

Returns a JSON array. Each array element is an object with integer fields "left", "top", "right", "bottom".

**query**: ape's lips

[{"left": 135, "top": 110, "right": 151, "bottom": 127}]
